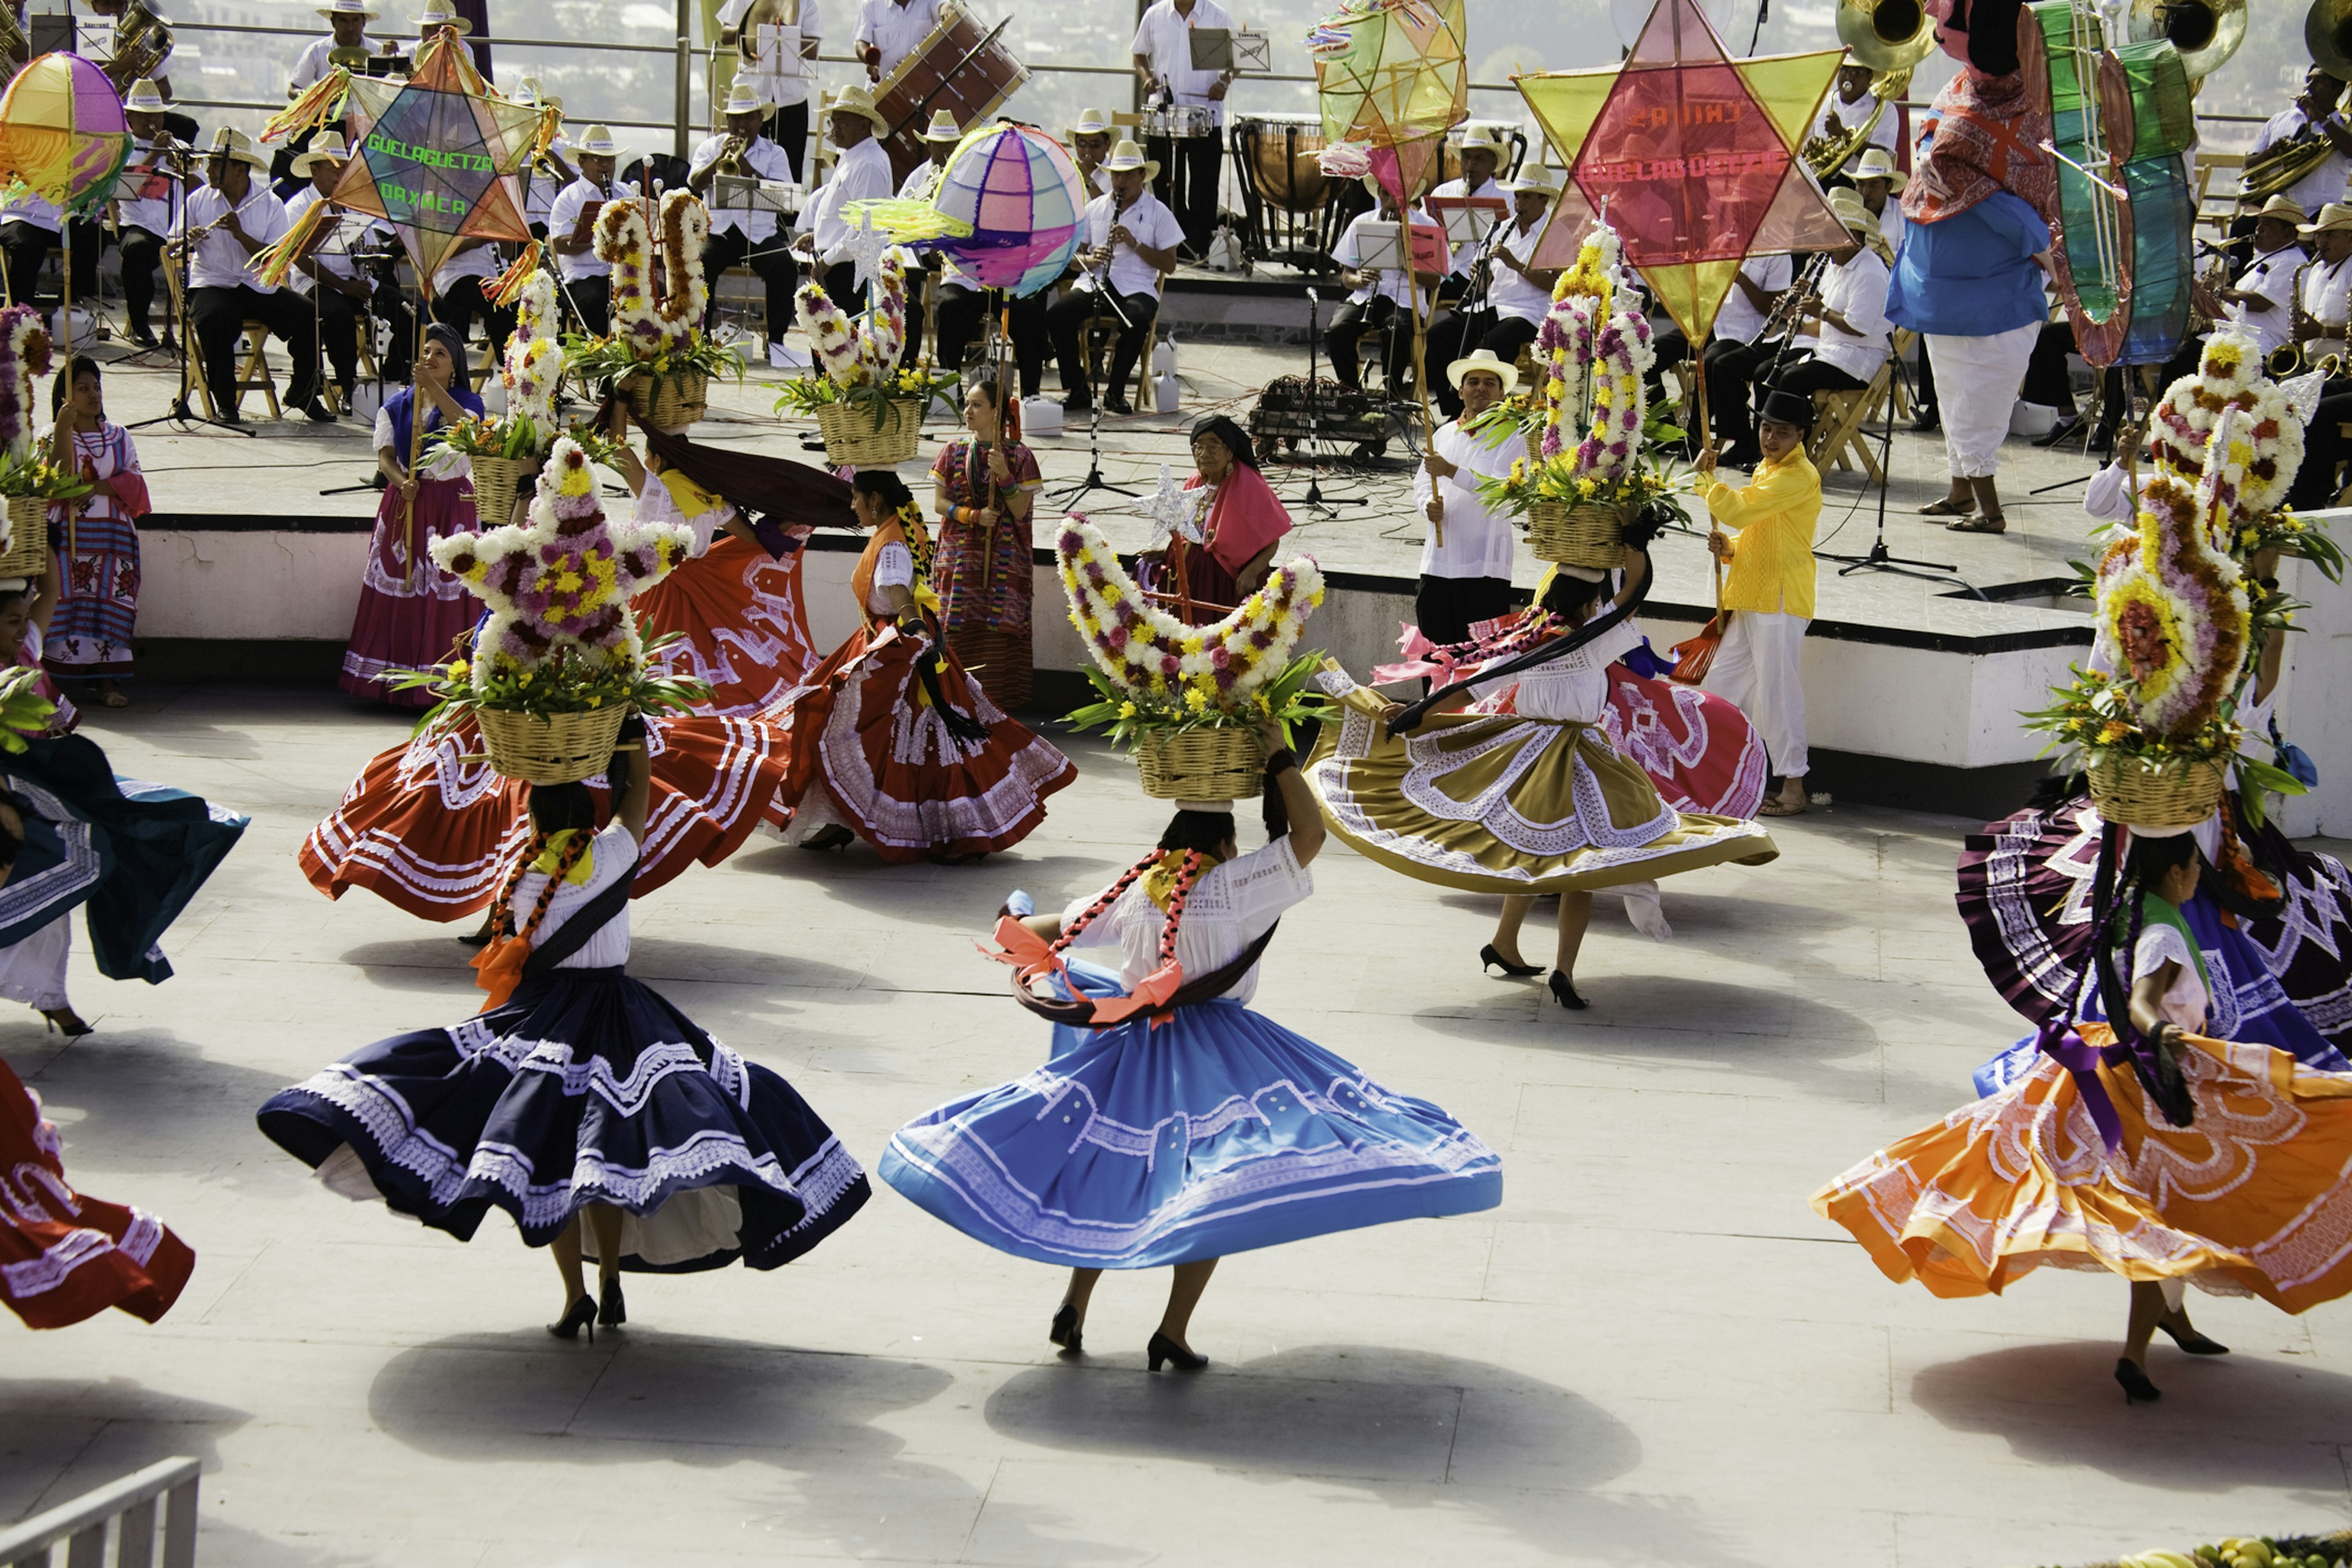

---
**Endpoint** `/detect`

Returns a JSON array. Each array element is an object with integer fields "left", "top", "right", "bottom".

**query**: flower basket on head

[
  {"left": 620, "top": 366, "right": 709, "bottom": 431},
  {"left": 477, "top": 704, "right": 632, "bottom": 785},
  {"left": 1528, "top": 500, "right": 1629, "bottom": 569},
  {"left": 561, "top": 191, "right": 744, "bottom": 434},
  {"left": 814, "top": 396, "right": 922, "bottom": 465},
  {"left": 468, "top": 453, "right": 541, "bottom": 531},
  {"left": 1135, "top": 726, "right": 1267, "bottom": 802},
  {"left": 0, "top": 494, "right": 46, "bottom": 578},
  {"left": 2088, "top": 753, "right": 2227, "bottom": 830}
]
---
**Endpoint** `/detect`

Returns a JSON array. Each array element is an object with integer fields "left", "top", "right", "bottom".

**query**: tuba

[
  {"left": 2237, "top": 0, "right": 2352, "bottom": 200},
  {"left": 2125, "top": 0, "right": 2248, "bottom": 88},
  {"left": 1805, "top": 0, "right": 1937, "bottom": 184},
  {"left": 104, "top": 0, "right": 175, "bottom": 94}
]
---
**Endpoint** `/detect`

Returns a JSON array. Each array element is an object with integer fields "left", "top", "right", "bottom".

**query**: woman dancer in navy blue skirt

[
  {"left": 260, "top": 714, "right": 869, "bottom": 1339},
  {"left": 881, "top": 726, "right": 1502, "bottom": 1370}
]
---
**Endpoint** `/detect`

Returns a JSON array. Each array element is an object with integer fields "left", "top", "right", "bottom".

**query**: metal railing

[{"left": 0, "top": 1457, "right": 200, "bottom": 1568}]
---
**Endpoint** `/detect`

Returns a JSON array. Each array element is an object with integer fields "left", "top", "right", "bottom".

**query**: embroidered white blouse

[
  {"left": 1060, "top": 835, "right": 1313, "bottom": 1006},
  {"left": 631, "top": 474, "right": 735, "bottom": 557},
  {"left": 1469, "top": 616, "right": 1639, "bottom": 724},
  {"left": 864, "top": 541, "right": 914, "bottom": 615},
  {"left": 511, "top": 821, "right": 639, "bottom": 969},
  {"left": 2133, "top": 916, "right": 2208, "bottom": 1032}
]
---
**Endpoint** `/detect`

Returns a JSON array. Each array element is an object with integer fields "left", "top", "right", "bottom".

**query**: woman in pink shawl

[{"left": 1140, "top": 416, "right": 1294, "bottom": 625}]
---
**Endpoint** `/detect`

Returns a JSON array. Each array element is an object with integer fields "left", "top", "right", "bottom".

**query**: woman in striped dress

[{"left": 43, "top": 358, "right": 151, "bottom": 709}]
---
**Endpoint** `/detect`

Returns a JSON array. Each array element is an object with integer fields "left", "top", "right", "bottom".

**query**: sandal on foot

[
  {"left": 1918, "top": 497, "right": 1975, "bottom": 518},
  {"left": 1947, "top": 514, "right": 2008, "bottom": 533},
  {"left": 1759, "top": 796, "right": 1809, "bottom": 818}
]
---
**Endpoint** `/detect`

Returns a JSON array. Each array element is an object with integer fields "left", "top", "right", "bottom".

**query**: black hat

[{"left": 1758, "top": 387, "right": 1816, "bottom": 430}]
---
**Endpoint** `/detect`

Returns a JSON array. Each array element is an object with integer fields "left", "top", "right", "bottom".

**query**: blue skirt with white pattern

[
  {"left": 879, "top": 961, "right": 1503, "bottom": 1268},
  {"left": 257, "top": 967, "right": 869, "bottom": 1271}
]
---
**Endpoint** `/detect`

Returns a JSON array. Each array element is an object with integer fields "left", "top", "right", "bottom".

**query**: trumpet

[{"left": 714, "top": 132, "right": 752, "bottom": 179}]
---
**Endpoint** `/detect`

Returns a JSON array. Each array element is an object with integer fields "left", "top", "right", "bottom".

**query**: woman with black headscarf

[
  {"left": 339, "top": 320, "right": 487, "bottom": 706},
  {"left": 1137, "top": 415, "right": 1295, "bottom": 625}
]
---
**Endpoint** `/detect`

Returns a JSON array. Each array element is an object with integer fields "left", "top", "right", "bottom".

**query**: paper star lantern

[
  {"left": 843, "top": 208, "right": 895, "bottom": 297},
  {"left": 318, "top": 28, "right": 539, "bottom": 284},
  {"left": 1313, "top": 0, "right": 1466, "bottom": 205},
  {"left": 1515, "top": 0, "right": 1850, "bottom": 342},
  {"left": 0, "top": 53, "right": 131, "bottom": 216}
]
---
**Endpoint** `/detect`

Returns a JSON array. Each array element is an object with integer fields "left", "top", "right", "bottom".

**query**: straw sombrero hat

[
  {"left": 1104, "top": 138, "right": 1160, "bottom": 181},
  {"left": 827, "top": 84, "right": 891, "bottom": 136},
  {"left": 1447, "top": 347, "right": 1520, "bottom": 393}
]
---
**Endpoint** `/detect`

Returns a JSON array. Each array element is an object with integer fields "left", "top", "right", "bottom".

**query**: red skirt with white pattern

[
  {"left": 1, "top": 1055, "right": 194, "bottom": 1329},
  {"left": 300, "top": 710, "right": 794, "bottom": 921},
  {"left": 633, "top": 536, "right": 820, "bottom": 718},
  {"left": 777, "top": 622, "right": 1075, "bottom": 864},
  {"left": 1470, "top": 665, "right": 1769, "bottom": 820}
]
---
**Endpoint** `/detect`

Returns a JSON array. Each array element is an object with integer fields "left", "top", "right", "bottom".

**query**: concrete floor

[{"left": 4, "top": 687, "right": 2351, "bottom": 1567}]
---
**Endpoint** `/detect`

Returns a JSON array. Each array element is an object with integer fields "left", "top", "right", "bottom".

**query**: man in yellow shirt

[{"left": 1695, "top": 387, "right": 1822, "bottom": 817}]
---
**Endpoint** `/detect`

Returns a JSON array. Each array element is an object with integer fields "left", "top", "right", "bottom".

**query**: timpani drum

[
  {"left": 1230, "top": 111, "right": 1362, "bottom": 271},
  {"left": 873, "top": 1, "right": 1028, "bottom": 184}
]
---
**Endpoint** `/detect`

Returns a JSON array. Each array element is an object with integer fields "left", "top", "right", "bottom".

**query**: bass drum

[{"left": 873, "top": 0, "right": 1027, "bottom": 184}]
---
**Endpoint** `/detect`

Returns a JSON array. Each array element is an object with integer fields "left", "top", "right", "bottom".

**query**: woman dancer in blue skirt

[
  {"left": 260, "top": 714, "right": 870, "bottom": 1339},
  {"left": 881, "top": 726, "right": 1502, "bottom": 1370}
]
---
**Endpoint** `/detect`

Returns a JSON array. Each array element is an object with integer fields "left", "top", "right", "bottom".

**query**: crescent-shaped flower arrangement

[
  {"left": 775, "top": 250, "right": 959, "bottom": 422},
  {"left": 1055, "top": 515, "right": 1331, "bottom": 745},
  {"left": 564, "top": 189, "right": 743, "bottom": 394}
]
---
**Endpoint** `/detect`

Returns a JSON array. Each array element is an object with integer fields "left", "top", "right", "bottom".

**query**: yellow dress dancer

[{"left": 1305, "top": 544, "right": 1778, "bottom": 1008}]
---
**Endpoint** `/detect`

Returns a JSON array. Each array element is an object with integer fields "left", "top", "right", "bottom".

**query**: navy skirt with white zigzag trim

[{"left": 257, "top": 967, "right": 869, "bottom": 1271}]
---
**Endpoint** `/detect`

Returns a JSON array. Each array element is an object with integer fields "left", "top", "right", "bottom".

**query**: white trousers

[
  {"left": 1703, "top": 609, "right": 1810, "bottom": 780},
  {"left": 1926, "top": 321, "right": 2038, "bottom": 480}
]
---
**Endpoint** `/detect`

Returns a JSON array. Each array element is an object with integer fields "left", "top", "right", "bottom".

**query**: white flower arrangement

[
  {"left": 502, "top": 269, "right": 563, "bottom": 432},
  {"left": 2149, "top": 330, "right": 2304, "bottom": 524}
]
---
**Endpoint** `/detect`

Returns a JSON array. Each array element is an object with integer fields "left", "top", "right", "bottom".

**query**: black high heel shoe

[
  {"left": 1146, "top": 1330, "right": 1208, "bottom": 1372},
  {"left": 548, "top": 1295, "right": 597, "bottom": 1343},
  {"left": 598, "top": 1277, "right": 627, "bottom": 1329},
  {"left": 1480, "top": 944, "right": 1542, "bottom": 979},
  {"left": 2114, "top": 1357, "right": 2160, "bottom": 1403},
  {"left": 2158, "top": 1319, "right": 2229, "bottom": 1355},
  {"left": 41, "top": 1008, "right": 92, "bottom": 1037},
  {"left": 1548, "top": 971, "right": 1588, "bottom": 1011},
  {"left": 1049, "top": 1303, "right": 1084, "bottom": 1354}
]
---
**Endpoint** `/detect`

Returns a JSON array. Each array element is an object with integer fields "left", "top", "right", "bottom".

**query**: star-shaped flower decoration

[
  {"left": 1514, "top": 0, "right": 1850, "bottom": 343},
  {"left": 1142, "top": 464, "right": 1205, "bottom": 552},
  {"left": 432, "top": 437, "right": 693, "bottom": 679},
  {"left": 843, "top": 208, "right": 897, "bottom": 299}
]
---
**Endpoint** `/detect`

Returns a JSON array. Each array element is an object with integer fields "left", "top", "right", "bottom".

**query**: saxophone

[{"left": 2269, "top": 258, "right": 2318, "bottom": 374}]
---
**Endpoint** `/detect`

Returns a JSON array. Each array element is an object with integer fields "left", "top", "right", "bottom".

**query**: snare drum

[
  {"left": 874, "top": 0, "right": 1028, "bottom": 184},
  {"left": 1142, "top": 104, "right": 1215, "bottom": 140}
]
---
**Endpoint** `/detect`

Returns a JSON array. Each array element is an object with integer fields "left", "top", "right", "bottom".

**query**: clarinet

[{"left": 1754, "top": 251, "right": 1831, "bottom": 400}]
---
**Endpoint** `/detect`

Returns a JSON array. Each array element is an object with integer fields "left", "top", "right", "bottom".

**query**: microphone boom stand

[{"left": 1282, "top": 283, "right": 1365, "bottom": 516}]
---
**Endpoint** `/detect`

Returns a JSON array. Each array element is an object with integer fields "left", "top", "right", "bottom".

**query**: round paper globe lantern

[
  {"left": 930, "top": 125, "right": 1087, "bottom": 300},
  {"left": 0, "top": 53, "right": 130, "bottom": 216}
]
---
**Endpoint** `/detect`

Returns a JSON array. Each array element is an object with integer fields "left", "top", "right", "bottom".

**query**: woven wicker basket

[
  {"left": 0, "top": 494, "right": 48, "bottom": 579},
  {"left": 1134, "top": 726, "right": 1265, "bottom": 802},
  {"left": 477, "top": 705, "right": 629, "bottom": 786},
  {"left": 2087, "top": 753, "right": 2226, "bottom": 829},
  {"left": 470, "top": 454, "right": 540, "bottom": 530},
  {"left": 1526, "top": 500, "right": 1629, "bottom": 568},
  {"left": 620, "top": 368, "right": 708, "bottom": 431},
  {"left": 815, "top": 398, "right": 924, "bottom": 467}
]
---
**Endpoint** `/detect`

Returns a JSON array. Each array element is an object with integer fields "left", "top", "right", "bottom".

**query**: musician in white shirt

[
  {"left": 2247, "top": 68, "right": 2352, "bottom": 225},
  {"left": 2192, "top": 194, "right": 2309, "bottom": 364},
  {"left": 0, "top": 190, "right": 96, "bottom": 316},
  {"left": 112, "top": 78, "right": 187, "bottom": 350},
  {"left": 82, "top": 0, "right": 173, "bottom": 100},
  {"left": 1069, "top": 107, "right": 1114, "bottom": 200},
  {"left": 792, "top": 86, "right": 899, "bottom": 306},
  {"left": 289, "top": 0, "right": 394, "bottom": 94},
  {"left": 284, "top": 133, "right": 414, "bottom": 400},
  {"left": 1327, "top": 178, "right": 1452, "bottom": 396},
  {"left": 2282, "top": 205, "right": 2352, "bottom": 513},
  {"left": 1425, "top": 152, "right": 1551, "bottom": 419},
  {"left": 719, "top": 0, "right": 821, "bottom": 181},
  {"left": 1415, "top": 349, "right": 1526, "bottom": 646},
  {"left": 691, "top": 80, "right": 803, "bottom": 353},
  {"left": 1852, "top": 145, "right": 1906, "bottom": 259},
  {"left": 855, "top": 0, "right": 940, "bottom": 81},
  {"left": 548, "top": 126, "right": 620, "bottom": 334},
  {"left": 1811, "top": 62, "right": 1897, "bottom": 173},
  {"left": 1131, "top": 0, "right": 1234, "bottom": 253},
  {"left": 1711, "top": 188, "right": 1888, "bottom": 463},
  {"left": 171, "top": 130, "right": 328, "bottom": 424},
  {"left": 890, "top": 111, "right": 963, "bottom": 367},
  {"left": 1047, "top": 141, "right": 1184, "bottom": 415}
]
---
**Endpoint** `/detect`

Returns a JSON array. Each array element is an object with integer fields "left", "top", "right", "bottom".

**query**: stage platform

[{"left": 105, "top": 332, "right": 2351, "bottom": 829}]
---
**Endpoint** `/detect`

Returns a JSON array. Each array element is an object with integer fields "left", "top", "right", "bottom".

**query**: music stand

[
  {"left": 1230, "top": 31, "right": 1270, "bottom": 71},
  {"left": 1187, "top": 29, "right": 1237, "bottom": 70},
  {"left": 714, "top": 175, "right": 800, "bottom": 214},
  {"left": 124, "top": 149, "right": 253, "bottom": 439},
  {"left": 1425, "top": 196, "right": 1507, "bottom": 254},
  {"left": 1813, "top": 347, "right": 1974, "bottom": 594}
]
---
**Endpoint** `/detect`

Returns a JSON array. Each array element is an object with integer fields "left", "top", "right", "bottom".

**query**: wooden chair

[
  {"left": 160, "top": 262, "right": 217, "bottom": 420},
  {"left": 233, "top": 322, "right": 282, "bottom": 419},
  {"left": 2193, "top": 151, "right": 2244, "bottom": 246},
  {"left": 1807, "top": 330, "right": 1914, "bottom": 486}
]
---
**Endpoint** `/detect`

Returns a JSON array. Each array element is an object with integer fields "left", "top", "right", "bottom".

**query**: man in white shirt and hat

[
  {"left": 173, "top": 129, "right": 330, "bottom": 424},
  {"left": 1415, "top": 348, "right": 1526, "bottom": 646},
  {"left": 1048, "top": 138, "right": 1184, "bottom": 415},
  {"left": 719, "top": 0, "right": 822, "bottom": 182},
  {"left": 1711, "top": 186, "right": 1890, "bottom": 464},
  {"left": 1327, "top": 176, "right": 1450, "bottom": 396},
  {"left": 855, "top": 0, "right": 940, "bottom": 81},
  {"left": 1426, "top": 154, "right": 1556, "bottom": 420},
  {"left": 407, "top": 1, "right": 470, "bottom": 68},
  {"left": 893, "top": 110, "right": 963, "bottom": 366},
  {"left": 1851, "top": 146, "right": 1906, "bottom": 260},
  {"left": 1131, "top": 0, "right": 1235, "bottom": 254},
  {"left": 2246, "top": 67, "right": 2352, "bottom": 241},
  {"left": 290, "top": 0, "right": 395, "bottom": 92},
  {"left": 692, "top": 78, "right": 802, "bottom": 353},
  {"left": 2186, "top": 194, "right": 2310, "bottom": 372},
  {"left": 793, "top": 85, "right": 897, "bottom": 306},
  {"left": 548, "top": 124, "right": 621, "bottom": 334},
  {"left": 112, "top": 77, "right": 187, "bottom": 350},
  {"left": 285, "top": 132, "right": 413, "bottom": 397},
  {"left": 1069, "top": 107, "right": 1113, "bottom": 200}
]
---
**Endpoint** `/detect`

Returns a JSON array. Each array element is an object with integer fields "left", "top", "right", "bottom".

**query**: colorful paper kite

[
  {"left": 1516, "top": 0, "right": 1850, "bottom": 343},
  {"left": 1313, "top": 0, "right": 1468, "bottom": 206},
  {"left": 264, "top": 26, "right": 544, "bottom": 284},
  {"left": 845, "top": 124, "right": 1087, "bottom": 300},
  {"left": 0, "top": 54, "right": 131, "bottom": 216}
]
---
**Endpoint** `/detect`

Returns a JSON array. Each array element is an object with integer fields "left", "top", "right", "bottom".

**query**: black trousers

[
  {"left": 1767, "top": 355, "right": 1868, "bottom": 402},
  {"left": 314, "top": 277, "right": 415, "bottom": 390},
  {"left": 1706, "top": 339, "right": 1781, "bottom": 450},
  {"left": 937, "top": 284, "right": 1047, "bottom": 397},
  {"left": 120, "top": 225, "right": 166, "bottom": 334},
  {"left": 431, "top": 283, "right": 517, "bottom": 384},
  {"left": 2019, "top": 320, "right": 2078, "bottom": 410},
  {"left": 1327, "top": 296, "right": 1410, "bottom": 393},
  {"left": 0, "top": 219, "right": 98, "bottom": 307},
  {"left": 1048, "top": 285, "right": 1154, "bottom": 407},
  {"left": 190, "top": 284, "right": 318, "bottom": 416},
  {"left": 2288, "top": 386, "right": 2352, "bottom": 510},
  {"left": 766, "top": 100, "right": 811, "bottom": 183},
  {"left": 703, "top": 225, "right": 798, "bottom": 344},
  {"left": 1415, "top": 575, "right": 1521, "bottom": 648},
  {"left": 1147, "top": 130, "right": 1221, "bottom": 253},
  {"left": 563, "top": 274, "right": 611, "bottom": 337},
  {"left": 1479, "top": 314, "right": 1539, "bottom": 365}
]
